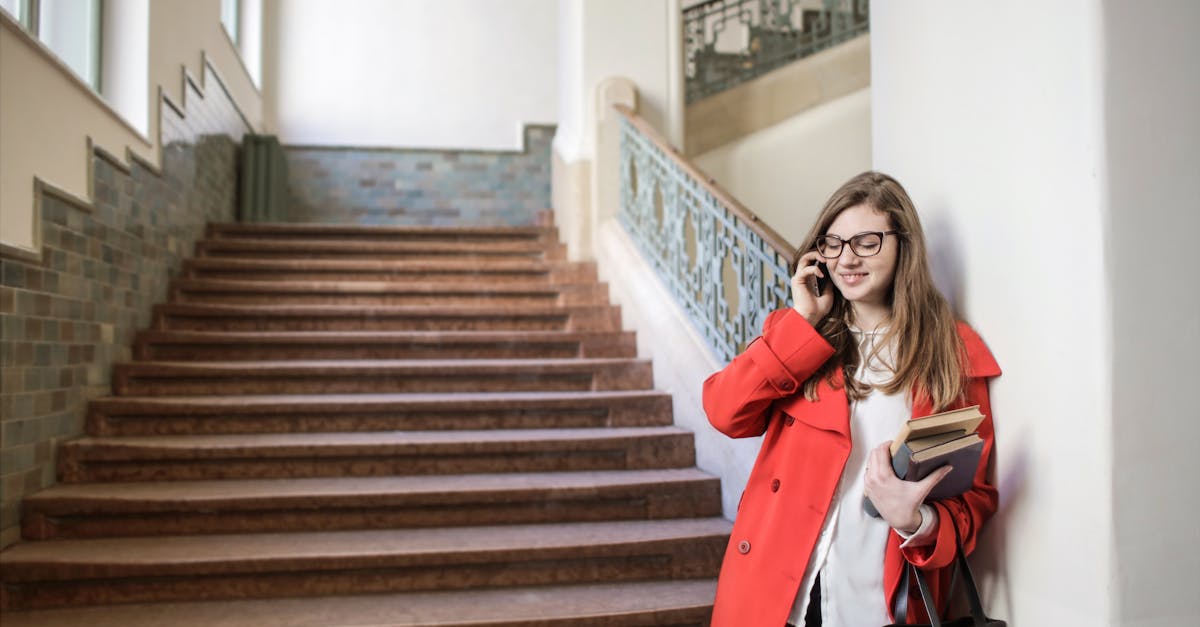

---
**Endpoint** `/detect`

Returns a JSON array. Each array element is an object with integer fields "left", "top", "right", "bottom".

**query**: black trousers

[{"left": 787, "top": 573, "right": 822, "bottom": 627}]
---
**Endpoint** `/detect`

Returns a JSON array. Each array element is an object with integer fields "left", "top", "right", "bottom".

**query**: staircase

[{"left": 0, "top": 223, "right": 730, "bottom": 626}]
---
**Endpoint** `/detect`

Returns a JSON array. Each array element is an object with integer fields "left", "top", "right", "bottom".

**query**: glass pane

[
  {"left": 38, "top": 0, "right": 102, "bottom": 90},
  {"left": 221, "top": 0, "right": 239, "bottom": 45}
]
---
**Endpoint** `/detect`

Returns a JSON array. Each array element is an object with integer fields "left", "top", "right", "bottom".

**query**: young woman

[{"left": 702, "top": 172, "right": 1000, "bottom": 626}]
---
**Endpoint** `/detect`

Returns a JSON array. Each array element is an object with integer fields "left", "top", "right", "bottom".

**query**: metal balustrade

[
  {"left": 684, "top": 0, "right": 869, "bottom": 103},
  {"left": 616, "top": 105, "right": 795, "bottom": 363}
]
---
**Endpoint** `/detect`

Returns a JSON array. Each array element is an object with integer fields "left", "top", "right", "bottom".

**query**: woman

[{"left": 703, "top": 171, "right": 1000, "bottom": 626}]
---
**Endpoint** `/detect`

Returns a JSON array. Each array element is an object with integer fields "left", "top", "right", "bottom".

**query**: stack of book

[{"left": 864, "top": 405, "right": 985, "bottom": 518}]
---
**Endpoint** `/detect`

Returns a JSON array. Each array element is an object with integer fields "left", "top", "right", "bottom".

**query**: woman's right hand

[{"left": 790, "top": 250, "right": 834, "bottom": 326}]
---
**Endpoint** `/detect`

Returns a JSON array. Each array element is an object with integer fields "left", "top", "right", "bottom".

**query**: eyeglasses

[{"left": 815, "top": 230, "right": 902, "bottom": 259}]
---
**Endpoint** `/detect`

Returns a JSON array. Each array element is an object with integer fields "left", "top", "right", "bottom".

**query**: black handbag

[{"left": 885, "top": 525, "right": 1006, "bottom": 627}]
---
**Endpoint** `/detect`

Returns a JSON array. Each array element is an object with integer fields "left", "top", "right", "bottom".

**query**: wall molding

[{"left": 285, "top": 124, "right": 558, "bottom": 155}]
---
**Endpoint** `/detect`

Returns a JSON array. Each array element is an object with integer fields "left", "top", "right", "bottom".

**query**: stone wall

[
  {"left": 0, "top": 65, "right": 250, "bottom": 548},
  {"left": 284, "top": 125, "right": 554, "bottom": 226}
]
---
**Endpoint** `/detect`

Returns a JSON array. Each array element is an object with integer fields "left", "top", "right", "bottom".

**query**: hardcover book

[{"left": 864, "top": 405, "right": 986, "bottom": 518}]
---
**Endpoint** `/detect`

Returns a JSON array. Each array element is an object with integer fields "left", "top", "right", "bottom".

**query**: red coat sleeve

[
  {"left": 900, "top": 322, "right": 1003, "bottom": 571},
  {"left": 702, "top": 308, "right": 836, "bottom": 439}
]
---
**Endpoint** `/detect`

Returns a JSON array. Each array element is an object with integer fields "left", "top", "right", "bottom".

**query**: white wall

[
  {"left": 871, "top": 1, "right": 1111, "bottom": 623},
  {"left": 1104, "top": 2, "right": 1200, "bottom": 625},
  {"left": 554, "top": 0, "right": 681, "bottom": 162},
  {"left": 692, "top": 87, "right": 872, "bottom": 248},
  {"left": 263, "top": 0, "right": 556, "bottom": 150}
]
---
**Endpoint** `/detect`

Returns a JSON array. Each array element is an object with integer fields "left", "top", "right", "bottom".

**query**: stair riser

[
  {"left": 169, "top": 290, "right": 607, "bottom": 308},
  {"left": 87, "top": 400, "right": 674, "bottom": 437},
  {"left": 59, "top": 436, "right": 697, "bottom": 482},
  {"left": 205, "top": 224, "right": 560, "bottom": 245},
  {"left": 23, "top": 483, "right": 723, "bottom": 540},
  {"left": 1, "top": 537, "right": 726, "bottom": 610},
  {"left": 113, "top": 366, "right": 653, "bottom": 396},
  {"left": 194, "top": 243, "right": 568, "bottom": 261},
  {"left": 183, "top": 264, "right": 598, "bottom": 285},
  {"left": 153, "top": 310, "right": 621, "bottom": 333},
  {"left": 0, "top": 606, "right": 714, "bottom": 627},
  {"left": 133, "top": 339, "right": 636, "bottom": 361}
]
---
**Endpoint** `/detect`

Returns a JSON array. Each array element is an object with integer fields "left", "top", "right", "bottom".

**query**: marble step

[
  {"left": 205, "top": 223, "right": 560, "bottom": 245},
  {"left": 0, "top": 580, "right": 716, "bottom": 626},
  {"left": 111, "top": 358, "right": 653, "bottom": 396},
  {"left": 132, "top": 330, "right": 637, "bottom": 360},
  {"left": 57, "top": 427, "right": 697, "bottom": 482},
  {"left": 194, "top": 237, "right": 566, "bottom": 261},
  {"left": 85, "top": 390, "right": 675, "bottom": 436},
  {"left": 151, "top": 303, "right": 623, "bottom": 332},
  {"left": 1, "top": 518, "right": 731, "bottom": 609},
  {"left": 168, "top": 279, "right": 609, "bottom": 307},
  {"left": 182, "top": 256, "right": 598, "bottom": 284},
  {"left": 21, "top": 468, "right": 723, "bottom": 539}
]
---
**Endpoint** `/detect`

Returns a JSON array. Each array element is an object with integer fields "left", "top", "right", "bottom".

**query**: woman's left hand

[{"left": 864, "top": 441, "right": 953, "bottom": 533}]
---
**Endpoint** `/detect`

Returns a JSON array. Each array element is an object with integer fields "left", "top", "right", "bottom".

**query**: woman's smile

[{"left": 839, "top": 271, "right": 869, "bottom": 286}]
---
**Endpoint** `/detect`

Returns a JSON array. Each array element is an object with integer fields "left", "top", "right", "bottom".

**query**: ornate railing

[
  {"left": 616, "top": 104, "right": 794, "bottom": 363},
  {"left": 684, "top": 0, "right": 870, "bottom": 103}
]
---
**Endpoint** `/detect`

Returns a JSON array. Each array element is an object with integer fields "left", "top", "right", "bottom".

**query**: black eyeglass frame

[{"left": 815, "top": 230, "right": 904, "bottom": 259}]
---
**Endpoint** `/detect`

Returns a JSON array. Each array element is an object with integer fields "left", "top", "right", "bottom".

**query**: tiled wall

[
  {"left": 284, "top": 125, "right": 554, "bottom": 226},
  {"left": 0, "top": 68, "right": 250, "bottom": 548}
]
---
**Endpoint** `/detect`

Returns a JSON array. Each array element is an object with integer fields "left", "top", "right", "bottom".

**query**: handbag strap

[
  {"left": 891, "top": 524, "right": 990, "bottom": 627},
  {"left": 950, "top": 524, "right": 988, "bottom": 625}
]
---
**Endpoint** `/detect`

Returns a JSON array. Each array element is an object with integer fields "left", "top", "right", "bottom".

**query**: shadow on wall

[
  {"left": 924, "top": 209, "right": 1031, "bottom": 621},
  {"left": 924, "top": 212, "right": 965, "bottom": 315}
]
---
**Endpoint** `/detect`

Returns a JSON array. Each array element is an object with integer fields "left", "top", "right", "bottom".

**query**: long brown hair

[{"left": 788, "top": 171, "right": 966, "bottom": 410}]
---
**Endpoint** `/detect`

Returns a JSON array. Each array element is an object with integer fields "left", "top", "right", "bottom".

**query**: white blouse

[{"left": 785, "top": 327, "right": 937, "bottom": 626}]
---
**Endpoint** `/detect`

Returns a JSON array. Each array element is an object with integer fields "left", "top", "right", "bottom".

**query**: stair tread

[
  {"left": 136, "top": 329, "right": 629, "bottom": 343},
  {"left": 199, "top": 239, "right": 548, "bottom": 252},
  {"left": 25, "top": 468, "right": 714, "bottom": 506},
  {"left": 0, "top": 517, "right": 732, "bottom": 574},
  {"left": 0, "top": 579, "right": 716, "bottom": 627},
  {"left": 186, "top": 257, "right": 567, "bottom": 270},
  {"left": 116, "top": 357, "right": 649, "bottom": 373},
  {"left": 91, "top": 389, "right": 668, "bottom": 409},
  {"left": 173, "top": 279, "right": 589, "bottom": 293},
  {"left": 155, "top": 303, "right": 608, "bottom": 315},
  {"left": 209, "top": 223, "right": 556, "bottom": 237},
  {"left": 64, "top": 426, "right": 686, "bottom": 454}
]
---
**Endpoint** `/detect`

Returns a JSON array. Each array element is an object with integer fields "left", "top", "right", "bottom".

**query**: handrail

[
  {"left": 613, "top": 104, "right": 794, "bottom": 259},
  {"left": 684, "top": 0, "right": 870, "bottom": 103},
  {"left": 613, "top": 103, "right": 795, "bottom": 362}
]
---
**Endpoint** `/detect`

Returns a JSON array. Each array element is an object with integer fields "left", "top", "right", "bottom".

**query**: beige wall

[
  {"left": 0, "top": 0, "right": 262, "bottom": 254},
  {"left": 1104, "top": 1, "right": 1200, "bottom": 624},
  {"left": 553, "top": 0, "right": 683, "bottom": 261},
  {"left": 692, "top": 87, "right": 872, "bottom": 248},
  {"left": 685, "top": 34, "right": 870, "bottom": 157}
]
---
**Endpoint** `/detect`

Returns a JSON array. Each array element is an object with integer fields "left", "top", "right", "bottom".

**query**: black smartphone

[{"left": 810, "top": 261, "right": 829, "bottom": 297}]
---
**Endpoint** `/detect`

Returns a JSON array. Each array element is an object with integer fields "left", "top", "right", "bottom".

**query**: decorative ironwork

[
  {"left": 617, "top": 112, "right": 794, "bottom": 363},
  {"left": 684, "top": 0, "right": 870, "bottom": 103}
]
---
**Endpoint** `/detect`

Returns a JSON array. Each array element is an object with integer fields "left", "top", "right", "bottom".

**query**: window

[
  {"left": 0, "top": 0, "right": 34, "bottom": 30},
  {"left": 221, "top": 0, "right": 239, "bottom": 46},
  {"left": 3, "top": 0, "right": 103, "bottom": 91}
]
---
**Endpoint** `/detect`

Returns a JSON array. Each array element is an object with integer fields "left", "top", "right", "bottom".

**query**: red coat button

[
  {"left": 771, "top": 479, "right": 781, "bottom": 492},
  {"left": 737, "top": 540, "right": 751, "bottom": 554},
  {"left": 780, "top": 380, "right": 795, "bottom": 391}
]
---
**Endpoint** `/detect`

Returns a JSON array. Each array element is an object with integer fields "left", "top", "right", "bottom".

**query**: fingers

[
  {"left": 863, "top": 442, "right": 892, "bottom": 490},
  {"left": 914, "top": 465, "right": 954, "bottom": 500}
]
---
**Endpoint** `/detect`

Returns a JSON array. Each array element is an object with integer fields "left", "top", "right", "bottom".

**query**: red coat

[{"left": 703, "top": 308, "right": 1001, "bottom": 626}]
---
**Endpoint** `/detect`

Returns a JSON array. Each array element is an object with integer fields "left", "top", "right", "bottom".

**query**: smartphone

[{"left": 810, "top": 261, "right": 829, "bottom": 297}]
